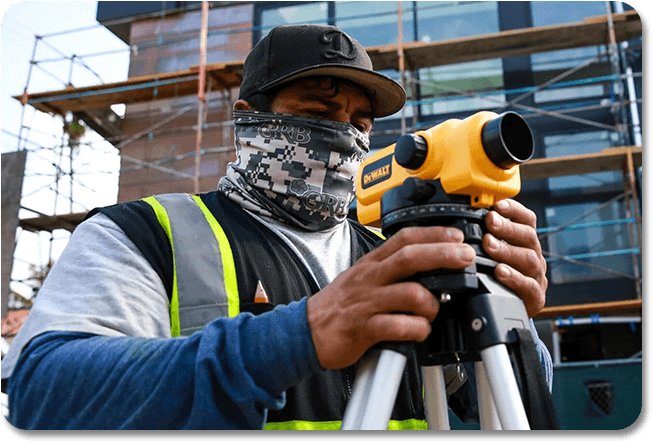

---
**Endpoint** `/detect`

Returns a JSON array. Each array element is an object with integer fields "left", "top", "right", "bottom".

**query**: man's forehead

[{"left": 285, "top": 77, "right": 372, "bottom": 107}]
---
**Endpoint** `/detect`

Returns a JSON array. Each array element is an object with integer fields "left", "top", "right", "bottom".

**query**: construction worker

[{"left": 2, "top": 24, "right": 551, "bottom": 429}]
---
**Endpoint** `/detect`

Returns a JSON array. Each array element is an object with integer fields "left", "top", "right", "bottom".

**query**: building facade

[{"left": 95, "top": 1, "right": 642, "bottom": 381}]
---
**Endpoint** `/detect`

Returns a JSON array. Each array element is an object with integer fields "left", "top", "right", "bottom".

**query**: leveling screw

[{"left": 471, "top": 318, "right": 484, "bottom": 331}]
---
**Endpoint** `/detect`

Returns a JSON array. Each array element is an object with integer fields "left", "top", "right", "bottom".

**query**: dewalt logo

[
  {"left": 363, "top": 165, "right": 390, "bottom": 186},
  {"left": 360, "top": 155, "right": 393, "bottom": 189}
]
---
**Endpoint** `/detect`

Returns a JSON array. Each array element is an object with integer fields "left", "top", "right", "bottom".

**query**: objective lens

[{"left": 481, "top": 112, "right": 534, "bottom": 169}]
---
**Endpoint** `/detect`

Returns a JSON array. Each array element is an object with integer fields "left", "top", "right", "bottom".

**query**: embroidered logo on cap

[{"left": 319, "top": 30, "right": 356, "bottom": 61}]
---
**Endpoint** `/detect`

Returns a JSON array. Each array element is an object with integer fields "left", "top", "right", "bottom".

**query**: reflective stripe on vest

[
  {"left": 142, "top": 194, "right": 239, "bottom": 337},
  {"left": 264, "top": 419, "right": 428, "bottom": 430},
  {"left": 142, "top": 194, "right": 423, "bottom": 430}
]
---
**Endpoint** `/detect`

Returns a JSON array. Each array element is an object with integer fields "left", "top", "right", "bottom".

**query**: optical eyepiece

[
  {"left": 481, "top": 112, "right": 534, "bottom": 169},
  {"left": 394, "top": 134, "right": 428, "bottom": 170}
]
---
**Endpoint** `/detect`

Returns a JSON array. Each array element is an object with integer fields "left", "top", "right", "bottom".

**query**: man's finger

[
  {"left": 363, "top": 226, "right": 465, "bottom": 263},
  {"left": 493, "top": 199, "right": 537, "bottom": 229},
  {"left": 361, "top": 281, "right": 440, "bottom": 321},
  {"left": 486, "top": 210, "right": 543, "bottom": 255},
  {"left": 365, "top": 313, "right": 433, "bottom": 344},
  {"left": 494, "top": 264, "right": 547, "bottom": 317},
  {"left": 483, "top": 233, "right": 544, "bottom": 279},
  {"left": 376, "top": 242, "right": 476, "bottom": 284}
]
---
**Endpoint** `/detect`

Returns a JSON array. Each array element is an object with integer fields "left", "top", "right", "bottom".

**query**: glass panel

[
  {"left": 544, "top": 132, "right": 622, "bottom": 192},
  {"left": 411, "top": 2, "right": 501, "bottom": 116},
  {"left": 130, "top": 4, "right": 252, "bottom": 75},
  {"left": 532, "top": 46, "right": 605, "bottom": 72},
  {"left": 335, "top": 1, "right": 413, "bottom": 47},
  {"left": 544, "top": 201, "right": 635, "bottom": 284},
  {"left": 534, "top": 85, "right": 606, "bottom": 103},
  {"left": 415, "top": 1, "right": 499, "bottom": 43},
  {"left": 419, "top": 59, "right": 505, "bottom": 115},
  {"left": 531, "top": 46, "right": 609, "bottom": 104},
  {"left": 530, "top": 2, "right": 611, "bottom": 104},
  {"left": 260, "top": 2, "right": 329, "bottom": 35},
  {"left": 531, "top": 1, "right": 608, "bottom": 27}
]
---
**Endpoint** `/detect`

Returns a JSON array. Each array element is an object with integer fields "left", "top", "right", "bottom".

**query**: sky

[{"left": 1, "top": 1, "right": 129, "bottom": 301}]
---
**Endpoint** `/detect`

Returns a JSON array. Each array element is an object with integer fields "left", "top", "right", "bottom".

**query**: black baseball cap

[{"left": 238, "top": 24, "right": 406, "bottom": 118}]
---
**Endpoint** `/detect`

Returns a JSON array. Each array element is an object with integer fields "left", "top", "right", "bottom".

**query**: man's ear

[{"left": 234, "top": 100, "right": 255, "bottom": 111}]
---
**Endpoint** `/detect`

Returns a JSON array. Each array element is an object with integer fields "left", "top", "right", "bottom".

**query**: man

[{"left": 2, "top": 24, "right": 550, "bottom": 429}]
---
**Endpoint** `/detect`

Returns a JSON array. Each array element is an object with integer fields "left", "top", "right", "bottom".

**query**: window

[
  {"left": 544, "top": 132, "right": 622, "bottom": 193},
  {"left": 544, "top": 201, "right": 636, "bottom": 284},
  {"left": 259, "top": 2, "right": 329, "bottom": 35},
  {"left": 531, "top": 46, "right": 610, "bottom": 104},
  {"left": 335, "top": 1, "right": 413, "bottom": 47},
  {"left": 530, "top": 2, "right": 612, "bottom": 105},
  {"left": 531, "top": 1, "right": 608, "bottom": 27},
  {"left": 415, "top": 1, "right": 499, "bottom": 42},
  {"left": 418, "top": 60, "right": 505, "bottom": 115},
  {"left": 414, "top": 2, "right": 503, "bottom": 116}
]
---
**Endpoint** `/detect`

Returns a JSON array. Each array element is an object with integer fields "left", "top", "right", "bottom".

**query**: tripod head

[{"left": 355, "top": 111, "right": 535, "bottom": 366}]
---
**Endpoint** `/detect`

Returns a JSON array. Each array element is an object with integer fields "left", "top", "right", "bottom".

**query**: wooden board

[
  {"left": 368, "top": 10, "right": 641, "bottom": 71},
  {"left": 520, "top": 146, "right": 642, "bottom": 180},
  {"left": 19, "top": 212, "right": 88, "bottom": 233},
  {"left": 534, "top": 299, "right": 642, "bottom": 319}
]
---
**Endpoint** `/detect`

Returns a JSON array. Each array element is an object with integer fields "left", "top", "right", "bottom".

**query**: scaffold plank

[
  {"left": 19, "top": 212, "right": 87, "bottom": 233},
  {"left": 534, "top": 299, "right": 642, "bottom": 319},
  {"left": 520, "top": 146, "right": 642, "bottom": 180},
  {"left": 368, "top": 10, "right": 640, "bottom": 71}
]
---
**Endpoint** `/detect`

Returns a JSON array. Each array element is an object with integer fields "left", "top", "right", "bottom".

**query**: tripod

[{"left": 342, "top": 179, "right": 557, "bottom": 430}]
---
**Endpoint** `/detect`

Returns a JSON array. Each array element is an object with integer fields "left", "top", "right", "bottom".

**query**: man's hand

[
  {"left": 482, "top": 199, "right": 547, "bottom": 318},
  {"left": 307, "top": 226, "right": 476, "bottom": 369}
]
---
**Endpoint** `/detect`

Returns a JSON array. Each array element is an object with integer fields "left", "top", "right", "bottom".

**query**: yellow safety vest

[{"left": 142, "top": 193, "right": 426, "bottom": 430}]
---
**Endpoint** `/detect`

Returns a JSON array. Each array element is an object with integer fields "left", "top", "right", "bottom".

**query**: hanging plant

[{"left": 65, "top": 120, "right": 86, "bottom": 140}]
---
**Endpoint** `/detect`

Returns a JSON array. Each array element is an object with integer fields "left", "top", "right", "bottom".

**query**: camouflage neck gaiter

[{"left": 218, "top": 110, "right": 370, "bottom": 231}]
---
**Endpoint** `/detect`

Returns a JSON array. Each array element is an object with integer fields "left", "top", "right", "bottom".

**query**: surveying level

[
  {"left": 356, "top": 111, "right": 533, "bottom": 226},
  {"left": 343, "top": 112, "right": 559, "bottom": 430}
]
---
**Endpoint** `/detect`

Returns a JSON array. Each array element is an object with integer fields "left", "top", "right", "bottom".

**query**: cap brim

[{"left": 259, "top": 65, "right": 406, "bottom": 118}]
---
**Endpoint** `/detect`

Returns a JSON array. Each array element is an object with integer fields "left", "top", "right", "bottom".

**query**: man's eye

[{"left": 353, "top": 121, "right": 371, "bottom": 134}]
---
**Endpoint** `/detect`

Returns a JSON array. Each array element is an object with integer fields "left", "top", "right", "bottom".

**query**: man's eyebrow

[
  {"left": 301, "top": 94, "right": 374, "bottom": 121},
  {"left": 355, "top": 109, "right": 375, "bottom": 122}
]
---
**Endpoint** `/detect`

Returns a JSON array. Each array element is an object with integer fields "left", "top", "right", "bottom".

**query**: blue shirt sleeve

[{"left": 6, "top": 298, "right": 321, "bottom": 430}]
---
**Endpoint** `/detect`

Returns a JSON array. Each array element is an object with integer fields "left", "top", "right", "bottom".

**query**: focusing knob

[
  {"left": 403, "top": 177, "right": 436, "bottom": 203},
  {"left": 395, "top": 134, "right": 428, "bottom": 170}
]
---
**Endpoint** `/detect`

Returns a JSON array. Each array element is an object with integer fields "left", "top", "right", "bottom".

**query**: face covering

[{"left": 218, "top": 110, "right": 370, "bottom": 231}]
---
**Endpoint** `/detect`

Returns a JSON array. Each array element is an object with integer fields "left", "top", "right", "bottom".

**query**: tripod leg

[
  {"left": 475, "top": 361, "right": 502, "bottom": 430},
  {"left": 341, "top": 348, "right": 407, "bottom": 430},
  {"left": 422, "top": 366, "right": 450, "bottom": 430},
  {"left": 480, "top": 344, "right": 530, "bottom": 430}
]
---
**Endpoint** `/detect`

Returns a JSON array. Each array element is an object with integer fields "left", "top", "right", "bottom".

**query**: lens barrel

[{"left": 481, "top": 112, "right": 534, "bottom": 169}]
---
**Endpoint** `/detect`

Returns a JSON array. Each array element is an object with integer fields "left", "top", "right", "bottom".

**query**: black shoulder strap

[
  {"left": 510, "top": 328, "right": 561, "bottom": 430},
  {"left": 87, "top": 201, "right": 173, "bottom": 298}
]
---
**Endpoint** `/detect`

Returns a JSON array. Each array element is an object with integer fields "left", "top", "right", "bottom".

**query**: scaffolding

[{"left": 5, "top": 3, "right": 642, "bottom": 316}]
